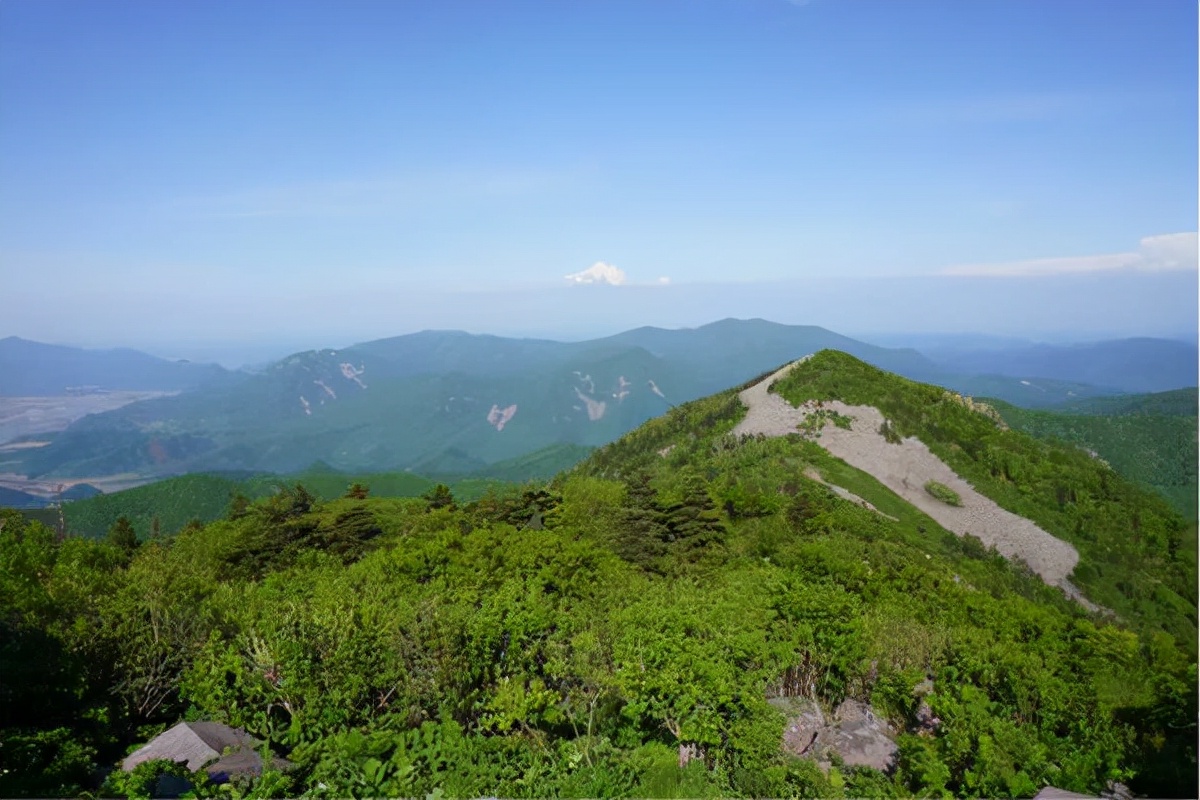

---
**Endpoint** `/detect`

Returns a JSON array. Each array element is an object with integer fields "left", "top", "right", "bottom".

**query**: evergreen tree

[
  {"left": 423, "top": 483, "right": 456, "bottom": 511},
  {"left": 662, "top": 473, "right": 726, "bottom": 562},
  {"left": 344, "top": 482, "right": 370, "bottom": 500},
  {"left": 228, "top": 491, "right": 251, "bottom": 520},
  {"left": 614, "top": 473, "right": 669, "bottom": 570},
  {"left": 106, "top": 515, "right": 139, "bottom": 557},
  {"left": 322, "top": 505, "right": 382, "bottom": 561},
  {"left": 225, "top": 483, "right": 321, "bottom": 578},
  {"left": 504, "top": 487, "right": 563, "bottom": 530}
]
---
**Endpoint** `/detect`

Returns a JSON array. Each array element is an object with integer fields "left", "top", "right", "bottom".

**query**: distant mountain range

[
  {"left": 919, "top": 337, "right": 1199, "bottom": 394},
  {"left": 2, "top": 320, "right": 1196, "bottom": 482},
  {"left": 0, "top": 337, "right": 231, "bottom": 395}
]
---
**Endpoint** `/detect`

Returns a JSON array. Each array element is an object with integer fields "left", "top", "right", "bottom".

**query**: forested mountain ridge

[
  {"left": 990, "top": 389, "right": 1198, "bottom": 520},
  {"left": 17, "top": 340, "right": 680, "bottom": 478},
  {"left": 2, "top": 351, "right": 1194, "bottom": 798},
  {"left": 12, "top": 321, "right": 942, "bottom": 480},
  {"left": 11, "top": 320, "right": 1170, "bottom": 484}
]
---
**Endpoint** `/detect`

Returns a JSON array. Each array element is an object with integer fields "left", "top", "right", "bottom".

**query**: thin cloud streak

[{"left": 941, "top": 233, "right": 1198, "bottom": 277}]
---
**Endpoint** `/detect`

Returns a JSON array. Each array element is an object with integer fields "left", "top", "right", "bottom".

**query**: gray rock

[
  {"left": 771, "top": 697, "right": 825, "bottom": 757},
  {"left": 775, "top": 697, "right": 899, "bottom": 774},
  {"left": 914, "top": 699, "right": 941, "bottom": 734},
  {"left": 825, "top": 699, "right": 899, "bottom": 772}
]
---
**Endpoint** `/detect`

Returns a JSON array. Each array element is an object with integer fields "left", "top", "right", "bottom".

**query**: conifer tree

[
  {"left": 662, "top": 473, "right": 726, "bottom": 561},
  {"left": 344, "top": 482, "right": 370, "bottom": 500},
  {"left": 614, "top": 473, "right": 669, "bottom": 569},
  {"left": 106, "top": 515, "right": 139, "bottom": 557},
  {"left": 423, "top": 483, "right": 456, "bottom": 511}
]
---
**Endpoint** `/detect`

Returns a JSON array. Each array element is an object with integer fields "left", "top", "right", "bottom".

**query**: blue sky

[{"left": 1, "top": 0, "right": 1196, "bottom": 364}]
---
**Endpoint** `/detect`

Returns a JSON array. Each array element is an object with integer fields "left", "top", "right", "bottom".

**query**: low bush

[{"left": 924, "top": 480, "right": 962, "bottom": 507}]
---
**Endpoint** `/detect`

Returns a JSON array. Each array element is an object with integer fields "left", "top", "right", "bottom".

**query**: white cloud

[
  {"left": 565, "top": 261, "right": 627, "bottom": 286},
  {"left": 941, "top": 233, "right": 1198, "bottom": 277},
  {"left": 1138, "top": 232, "right": 1198, "bottom": 271},
  {"left": 657, "top": 276, "right": 671, "bottom": 285}
]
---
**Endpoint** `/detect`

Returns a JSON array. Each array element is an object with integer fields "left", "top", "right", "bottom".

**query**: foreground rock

[{"left": 771, "top": 697, "right": 899, "bottom": 773}]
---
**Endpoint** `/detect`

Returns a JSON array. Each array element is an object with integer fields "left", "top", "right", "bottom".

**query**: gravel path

[{"left": 733, "top": 361, "right": 1096, "bottom": 609}]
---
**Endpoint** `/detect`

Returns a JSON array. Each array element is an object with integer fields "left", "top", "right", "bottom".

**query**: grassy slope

[{"left": 768, "top": 351, "right": 1196, "bottom": 649}]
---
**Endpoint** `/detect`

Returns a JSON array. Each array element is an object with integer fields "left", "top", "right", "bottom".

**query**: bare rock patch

[{"left": 771, "top": 696, "right": 899, "bottom": 773}]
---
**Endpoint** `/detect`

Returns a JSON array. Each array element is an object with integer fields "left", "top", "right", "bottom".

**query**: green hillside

[
  {"left": 1045, "top": 387, "right": 1197, "bottom": 416},
  {"left": 463, "top": 442, "right": 595, "bottom": 482},
  {"left": 55, "top": 470, "right": 508, "bottom": 541},
  {"left": 2, "top": 352, "right": 1194, "bottom": 798},
  {"left": 988, "top": 392, "right": 1198, "bottom": 519},
  {"left": 17, "top": 342, "right": 683, "bottom": 479},
  {"left": 768, "top": 351, "right": 1196, "bottom": 643}
]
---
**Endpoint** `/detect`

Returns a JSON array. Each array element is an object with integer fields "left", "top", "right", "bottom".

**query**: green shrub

[{"left": 923, "top": 480, "right": 962, "bottom": 507}]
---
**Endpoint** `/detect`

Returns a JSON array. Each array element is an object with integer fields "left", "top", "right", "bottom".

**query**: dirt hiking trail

[{"left": 733, "top": 360, "right": 1097, "bottom": 610}]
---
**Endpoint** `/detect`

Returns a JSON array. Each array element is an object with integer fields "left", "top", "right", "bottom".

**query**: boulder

[{"left": 772, "top": 696, "right": 899, "bottom": 773}]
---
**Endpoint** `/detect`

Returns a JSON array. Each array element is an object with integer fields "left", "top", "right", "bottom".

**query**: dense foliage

[
  {"left": 49, "top": 470, "right": 507, "bottom": 542},
  {"left": 990, "top": 392, "right": 1198, "bottom": 520},
  {"left": 1, "top": 351, "right": 1195, "bottom": 798}
]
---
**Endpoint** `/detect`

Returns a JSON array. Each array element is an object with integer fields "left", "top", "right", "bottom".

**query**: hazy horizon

[
  {"left": 9, "top": 292, "right": 1198, "bottom": 371},
  {"left": 2, "top": 1, "right": 1196, "bottom": 366}
]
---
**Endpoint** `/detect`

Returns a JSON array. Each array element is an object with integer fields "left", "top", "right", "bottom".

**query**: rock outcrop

[{"left": 771, "top": 696, "right": 899, "bottom": 773}]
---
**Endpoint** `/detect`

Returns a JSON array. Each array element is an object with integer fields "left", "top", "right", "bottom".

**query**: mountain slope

[
  {"left": 15, "top": 322, "right": 947, "bottom": 479},
  {"left": 578, "top": 350, "right": 1195, "bottom": 647},
  {"left": 13, "top": 321, "right": 1171, "bottom": 482},
  {"left": 1044, "top": 387, "right": 1198, "bottom": 416},
  {"left": 768, "top": 351, "right": 1196, "bottom": 641},
  {"left": 0, "top": 485, "right": 46, "bottom": 509},
  {"left": 602, "top": 318, "right": 945, "bottom": 389},
  {"left": 989, "top": 390, "right": 1198, "bottom": 519},
  {"left": 0, "top": 337, "right": 231, "bottom": 396},
  {"left": 18, "top": 341, "right": 681, "bottom": 478}
]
